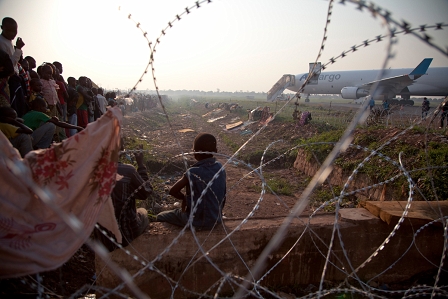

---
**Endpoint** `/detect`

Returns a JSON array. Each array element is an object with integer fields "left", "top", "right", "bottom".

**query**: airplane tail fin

[{"left": 409, "top": 58, "right": 433, "bottom": 79}]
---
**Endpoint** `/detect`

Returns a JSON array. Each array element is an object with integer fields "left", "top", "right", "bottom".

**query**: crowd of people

[
  {"left": 0, "top": 17, "right": 119, "bottom": 158},
  {"left": 0, "top": 17, "right": 227, "bottom": 257},
  {"left": 367, "top": 96, "right": 448, "bottom": 128}
]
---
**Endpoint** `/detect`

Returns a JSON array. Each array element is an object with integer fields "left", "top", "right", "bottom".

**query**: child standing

[
  {"left": 75, "top": 76, "right": 92, "bottom": 128},
  {"left": 40, "top": 64, "right": 67, "bottom": 141},
  {"left": 156, "top": 133, "right": 226, "bottom": 230},
  {"left": 40, "top": 64, "right": 60, "bottom": 116},
  {"left": 440, "top": 100, "right": 448, "bottom": 128},
  {"left": 29, "top": 78, "right": 43, "bottom": 103},
  {"left": 369, "top": 97, "right": 375, "bottom": 111},
  {"left": 382, "top": 99, "right": 390, "bottom": 111},
  {"left": 422, "top": 97, "right": 430, "bottom": 119}
]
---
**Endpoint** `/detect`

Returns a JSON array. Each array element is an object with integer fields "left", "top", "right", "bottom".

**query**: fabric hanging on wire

[{"left": 0, "top": 107, "right": 123, "bottom": 278}]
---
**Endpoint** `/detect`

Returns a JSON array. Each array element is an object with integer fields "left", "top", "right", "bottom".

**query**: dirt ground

[
  {"left": 118, "top": 102, "right": 328, "bottom": 219},
  {"left": 1, "top": 103, "right": 312, "bottom": 298},
  {"left": 2, "top": 100, "right": 446, "bottom": 297}
]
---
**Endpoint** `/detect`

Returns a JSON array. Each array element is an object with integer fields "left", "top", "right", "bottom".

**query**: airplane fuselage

[{"left": 288, "top": 67, "right": 448, "bottom": 97}]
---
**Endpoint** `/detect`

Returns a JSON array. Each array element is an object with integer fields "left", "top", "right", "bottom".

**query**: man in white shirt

[
  {"left": 97, "top": 88, "right": 108, "bottom": 115},
  {"left": 0, "top": 17, "right": 27, "bottom": 116},
  {"left": 0, "top": 17, "right": 25, "bottom": 75}
]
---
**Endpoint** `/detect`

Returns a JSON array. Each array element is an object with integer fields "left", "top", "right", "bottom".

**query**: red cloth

[
  {"left": 77, "top": 109, "right": 88, "bottom": 128},
  {"left": 55, "top": 81, "right": 66, "bottom": 105}
]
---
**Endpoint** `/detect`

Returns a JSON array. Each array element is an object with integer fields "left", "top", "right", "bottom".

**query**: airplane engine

[{"left": 341, "top": 87, "right": 369, "bottom": 99}]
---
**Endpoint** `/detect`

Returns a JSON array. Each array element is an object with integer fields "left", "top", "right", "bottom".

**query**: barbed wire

[
  {"left": 91, "top": 134, "right": 448, "bottom": 297},
  {"left": 1, "top": 0, "right": 447, "bottom": 298}
]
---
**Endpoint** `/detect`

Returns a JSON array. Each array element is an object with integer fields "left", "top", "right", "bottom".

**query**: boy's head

[
  {"left": 86, "top": 78, "right": 92, "bottom": 88},
  {"left": 41, "top": 64, "right": 53, "bottom": 80},
  {"left": 19, "top": 59, "right": 29, "bottom": 71},
  {"left": 67, "top": 77, "right": 76, "bottom": 87},
  {"left": 44, "top": 63, "right": 58, "bottom": 79},
  {"left": 52, "top": 67, "right": 60, "bottom": 80},
  {"left": 30, "top": 78, "right": 43, "bottom": 92},
  {"left": 78, "top": 76, "right": 87, "bottom": 87},
  {"left": 36, "top": 65, "right": 43, "bottom": 77},
  {"left": 193, "top": 133, "right": 217, "bottom": 161},
  {"left": 25, "top": 56, "right": 36, "bottom": 69},
  {"left": 53, "top": 61, "right": 63, "bottom": 74},
  {"left": 31, "top": 97, "right": 48, "bottom": 113},
  {"left": 1, "top": 17, "right": 18, "bottom": 41},
  {"left": 108, "top": 99, "right": 117, "bottom": 107}
]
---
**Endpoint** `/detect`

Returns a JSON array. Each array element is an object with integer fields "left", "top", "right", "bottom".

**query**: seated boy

[
  {"left": 95, "top": 143, "right": 153, "bottom": 251},
  {"left": 156, "top": 133, "right": 226, "bottom": 230},
  {"left": 22, "top": 97, "right": 83, "bottom": 149},
  {"left": 0, "top": 106, "right": 33, "bottom": 157}
]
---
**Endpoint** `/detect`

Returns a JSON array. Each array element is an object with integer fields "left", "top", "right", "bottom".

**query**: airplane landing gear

[{"left": 304, "top": 94, "right": 310, "bottom": 102}]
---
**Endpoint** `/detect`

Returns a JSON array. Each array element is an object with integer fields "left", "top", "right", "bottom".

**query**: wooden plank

[{"left": 226, "top": 121, "right": 243, "bottom": 130}]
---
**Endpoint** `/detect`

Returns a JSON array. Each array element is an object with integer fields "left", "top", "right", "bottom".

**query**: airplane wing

[{"left": 360, "top": 58, "right": 433, "bottom": 96}]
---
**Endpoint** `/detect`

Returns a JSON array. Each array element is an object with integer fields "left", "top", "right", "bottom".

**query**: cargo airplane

[{"left": 267, "top": 58, "right": 448, "bottom": 103}]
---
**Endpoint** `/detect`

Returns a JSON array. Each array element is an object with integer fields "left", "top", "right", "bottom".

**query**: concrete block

[
  {"left": 362, "top": 201, "right": 448, "bottom": 226},
  {"left": 96, "top": 210, "right": 445, "bottom": 298}
]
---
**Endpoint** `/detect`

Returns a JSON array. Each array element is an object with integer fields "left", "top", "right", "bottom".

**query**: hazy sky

[{"left": 1, "top": 0, "right": 447, "bottom": 92}]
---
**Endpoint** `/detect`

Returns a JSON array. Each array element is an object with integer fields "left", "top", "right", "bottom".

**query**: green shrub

[
  {"left": 250, "top": 173, "right": 296, "bottom": 196},
  {"left": 297, "top": 129, "right": 344, "bottom": 162},
  {"left": 266, "top": 177, "right": 294, "bottom": 196}
]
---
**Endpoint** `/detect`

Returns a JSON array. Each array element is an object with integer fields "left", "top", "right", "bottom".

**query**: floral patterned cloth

[
  {"left": 298, "top": 111, "right": 312, "bottom": 126},
  {"left": 0, "top": 107, "right": 123, "bottom": 278}
]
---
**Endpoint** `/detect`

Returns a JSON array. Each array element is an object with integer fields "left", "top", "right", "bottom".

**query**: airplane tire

[{"left": 389, "top": 99, "right": 399, "bottom": 105}]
